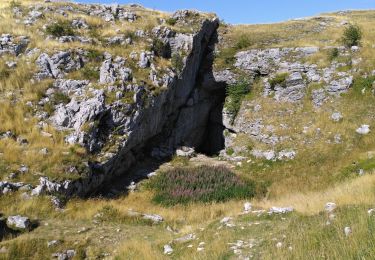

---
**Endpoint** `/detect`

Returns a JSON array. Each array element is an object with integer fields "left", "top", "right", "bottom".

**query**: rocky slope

[{"left": 1, "top": 1, "right": 375, "bottom": 259}]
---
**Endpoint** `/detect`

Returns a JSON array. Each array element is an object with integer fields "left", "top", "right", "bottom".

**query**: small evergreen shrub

[
  {"left": 328, "top": 48, "right": 339, "bottom": 61},
  {"left": 166, "top": 18, "right": 177, "bottom": 26},
  {"left": 269, "top": 72, "right": 289, "bottom": 89},
  {"left": 225, "top": 79, "right": 250, "bottom": 122},
  {"left": 149, "top": 166, "right": 256, "bottom": 206},
  {"left": 152, "top": 38, "right": 170, "bottom": 58},
  {"left": 235, "top": 35, "right": 252, "bottom": 50},
  {"left": 342, "top": 24, "right": 362, "bottom": 47},
  {"left": 171, "top": 53, "right": 184, "bottom": 74},
  {"left": 46, "top": 21, "right": 75, "bottom": 37}
]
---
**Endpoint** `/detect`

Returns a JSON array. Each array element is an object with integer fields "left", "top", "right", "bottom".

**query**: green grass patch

[
  {"left": 269, "top": 72, "right": 289, "bottom": 89},
  {"left": 225, "top": 78, "right": 250, "bottom": 123},
  {"left": 46, "top": 20, "right": 76, "bottom": 37}
]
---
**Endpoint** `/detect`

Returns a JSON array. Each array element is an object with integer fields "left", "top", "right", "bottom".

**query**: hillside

[{"left": 0, "top": 0, "right": 375, "bottom": 259}]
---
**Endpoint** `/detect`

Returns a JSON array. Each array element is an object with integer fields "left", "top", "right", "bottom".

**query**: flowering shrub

[{"left": 149, "top": 166, "right": 256, "bottom": 206}]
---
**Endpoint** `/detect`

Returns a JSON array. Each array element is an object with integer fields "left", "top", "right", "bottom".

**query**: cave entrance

[{"left": 196, "top": 86, "right": 226, "bottom": 156}]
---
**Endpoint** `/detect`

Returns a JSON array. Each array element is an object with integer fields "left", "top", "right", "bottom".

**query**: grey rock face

[
  {"left": 138, "top": 51, "right": 153, "bottom": 68},
  {"left": 88, "top": 5, "right": 137, "bottom": 22},
  {"left": 274, "top": 84, "right": 306, "bottom": 103},
  {"left": 326, "top": 76, "right": 353, "bottom": 95},
  {"left": 52, "top": 250, "right": 76, "bottom": 260},
  {"left": 312, "top": 89, "right": 328, "bottom": 107},
  {"left": 99, "top": 56, "right": 132, "bottom": 84},
  {"left": 268, "top": 207, "right": 294, "bottom": 214},
  {"left": 172, "top": 9, "right": 200, "bottom": 23},
  {"left": 58, "top": 36, "right": 93, "bottom": 44},
  {"left": 35, "top": 51, "right": 84, "bottom": 80},
  {"left": 0, "top": 182, "right": 27, "bottom": 195},
  {"left": 7, "top": 215, "right": 31, "bottom": 229},
  {"left": 71, "top": 19, "right": 89, "bottom": 29},
  {"left": 0, "top": 34, "right": 29, "bottom": 56},
  {"left": 176, "top": 146, "right": 195, "bottom": 157},
  {"left": 53, "top": 79, "right": 90, "bottom": 95}
]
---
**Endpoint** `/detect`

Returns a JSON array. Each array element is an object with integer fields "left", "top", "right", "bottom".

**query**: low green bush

[
  {"left": 46, "top": 21, "right": 75, "bottom": 37},
  {"left": 342, "top": 24, "right": 362, "bottom": 47},
  {"left": 269, "top": 72, "right": 289, "bottom": 89},
  {"left": 166, "top": 18, "right": 177, "bottom": 26},
  {"left": 235, "top": 35, "right": 252, "bottom": 50},
  {"left": 149, "top": 166, "right": 256, "bottom": 206},
  {"left": 171, "top": 52, "right": 184, "bottom": 74},
  {"left": 328, "top": 48, "right": 339, "bottom": 61},
  {"left": 225, "top": 79, "right": 250, "bottom": 122}
]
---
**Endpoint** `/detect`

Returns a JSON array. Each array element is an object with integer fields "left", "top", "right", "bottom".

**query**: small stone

[
  {"left": 331, "top": 112, "right": 343, "bottom": 122},
  {"left": 356, "top": 125, "right": 370, "bottom": 135},
  {"left": 244, "top": 202, "right": 252, "bottom": 213},
  {"left": 325, "top": 202, "right": 337, "bottom": 213},
  {"left": 142, "top": 214, "right": 163, "bottom": 223},
  {"left": 163, "top": 244, "right": 173, "bottom": 255},
  {"left": 7, "top": 215, "right": 31, "bottom": 229},
  {"left": 47, "top": 240, "right": 61, "bottom": 247},
  {"left": 344, "top": 226, "right": 352, "bottom": 237},
  {"left": 368, "top": 209, "right": 375, "bottom": 216},
  {"left": 269, "top": 207, "right": 294, "bottom": 214},
  {"left": 276, "top": 242, "right": 283, "bottom": 248}
]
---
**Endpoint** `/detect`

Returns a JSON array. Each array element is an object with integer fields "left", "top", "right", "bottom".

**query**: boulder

[
  {"left": 163, "top": 244, "right": 173, "bottom": 255},
  {"left": 331, "top": 112, "right": 343, "bottom": 122},
  {"left": 176, "top": 146, "right": 195, "bottom": 157},
  {"left": 142, "top": 214, "right": 163, "bottom": 223},
  {"left": 324, "top": 202, "right": 337, "bottom": 213},
  {"left": 268, "top": 207, "right": 294, "bottom": 214},
  {"left": 356, "top": 125, "right": 370, "bottom": 135},
  {"left": 7, "top": 215, "right": 31, "bottom": 230}
]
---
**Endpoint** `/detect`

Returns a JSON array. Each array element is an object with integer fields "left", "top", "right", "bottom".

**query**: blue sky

[{"left": 75, "top": 0, "right": 375, "bottom": 24}]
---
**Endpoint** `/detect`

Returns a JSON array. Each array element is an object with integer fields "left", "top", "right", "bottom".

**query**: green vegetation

[
  {"left": 9, "top": 0, "right": 21, "bottom": 8},
  {"left": 149, "top": 166, "right": 256, "bottom": 206},
  {"left": 45, "top": 20, "right": 75, "bottom": 37},
  {"left": 225, "top": 79, "right": 250, "bottom": 122},
  {"left": 166, "top": 18, "right": 177, "bottom": 26},
  {"left": 235, "top": 35, "right": 252, "bottom": 50},
  {"left": 352, "top": 75, "right": 375, "bottom": 95},
  {"left": 342, "top": 24, "right": 362, "bottom": 47},
  {"left": 328, "top": 47, "right": 339, "bottom": 61},
  {"left": 171, "top": 52, "right": 184, "bottom": 74},
  {"left": 151, "top": 38, "right": 168, "bottom": 58},
  {"left": 269, "top": 72, "right": 289, "bottom": 89}
]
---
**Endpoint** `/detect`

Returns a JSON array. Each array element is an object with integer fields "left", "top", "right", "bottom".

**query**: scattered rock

[
  {"left": 344, "top": 226, "right": 352, "bottom": 237},
  {"left": 176, "top": 146, "right": 195, "bottom": 157},
  {"left": 7, "top": 215, "right": 31, "bottom": 230},
  {"left": 331, "top": 112, "right": 343, "bottom": 122},
  {"left": 269, "top": 207, "right": 294, "bottom": 214},
  {"left": 356, "top": 125, "right": 370, "bottom": 135},
  {"left": 163, "top": 244, "right": 173, "bottom": 255},
  {"left": 325, "top": 202, "right": 337, "bottom": 213},
  {"left": 243, "top": 202, "right": 252, "bottom": 213},
  {"left": 142, "top": 214, "right": 163, "bottom": 223}
]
